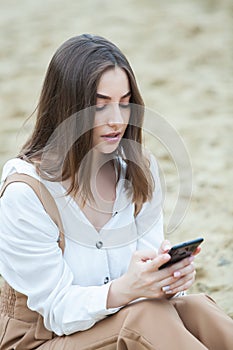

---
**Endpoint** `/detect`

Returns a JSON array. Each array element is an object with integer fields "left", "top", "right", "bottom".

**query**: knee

[
  {"left": 184, "top": 293, "right": 215, "bottom": 306},
  {"left": 122, "top": 298, "right": 174, "bottom": 324},
  {"left": 124, "top": 298, "right": 168, "bottom": 315}
]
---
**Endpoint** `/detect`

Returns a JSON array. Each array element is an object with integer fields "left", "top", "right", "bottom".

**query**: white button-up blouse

[{"left": 0, "top": 156, "right": 164, "bottom": 336}]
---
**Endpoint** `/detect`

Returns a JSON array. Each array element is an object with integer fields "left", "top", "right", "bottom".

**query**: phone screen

[{"left": 158, "top": 237, "right": 204, "bottom": 270}]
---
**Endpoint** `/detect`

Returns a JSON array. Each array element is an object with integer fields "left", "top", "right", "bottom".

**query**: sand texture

[{"left": 0, "top": 0, "right": 232, "bottom": 317}]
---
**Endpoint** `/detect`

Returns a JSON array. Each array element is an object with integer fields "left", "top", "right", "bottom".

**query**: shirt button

[
  {"left": 96, "top": 241, "right": 103, "bottom": 249},
  {"left": 104, "top": 277, "right": 109, "bottom": 284}
]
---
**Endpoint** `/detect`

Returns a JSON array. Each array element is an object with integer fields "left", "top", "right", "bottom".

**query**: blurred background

[{"left": 0, "top": 0, "right": 232, "bottom": 316}]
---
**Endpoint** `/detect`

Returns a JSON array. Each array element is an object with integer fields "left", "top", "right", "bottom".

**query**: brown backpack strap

[{"left": 0, "top": 173, "right": 65, "bottom": 253}]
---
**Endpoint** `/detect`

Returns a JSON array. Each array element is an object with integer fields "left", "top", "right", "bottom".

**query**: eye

[
  {"left": 95, "top": 104, "right": 106, "bottom": 112},
  {"left": 119, "top": 102, "right": 130, "bottom": 109}
]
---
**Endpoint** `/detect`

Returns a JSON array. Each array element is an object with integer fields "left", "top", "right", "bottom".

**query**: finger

[
  {"left": 167, "top": 255, "right": 195, "bottom": 275},
  {"left": 133, "top": 250, "right": 157, "bottom": 263},
  {"left": 160, "top": 261, "right": 195, "bottom": 288},
  {"left": 161, "top": 270, "right": 195, "bottom": 294},
  {"left": 158, "top": 240, "right": 171, "bottom": 255},
  {"left": 171, "top": 264, "right": 195, "bottom": 285},
  {"left": 163, "top": 273, "right": 195, "bottom": 295},
  {"left": 171, "top": 259, "right": 195, "bottom": 278},
  {"left": 192, "top": 246, "right": 201, "bottom": 256}
]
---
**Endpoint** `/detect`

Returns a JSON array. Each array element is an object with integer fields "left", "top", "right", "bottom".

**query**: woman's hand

[
  {"left": 160, "top": 242, "right": 201, "bottom": 296},
  {"left": 159, "top": 255, "right": 196, "bottom": 296},
  {"left": 107, "top": 240, "right": 200, "bottom": 308},
  {"left": 107, "top": 248, "right": 171, "bottom": 308}
]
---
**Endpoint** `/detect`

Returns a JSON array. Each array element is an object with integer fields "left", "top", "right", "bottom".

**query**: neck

[{"left": 90, "top": 150, "right": 114, "bottom": 177}]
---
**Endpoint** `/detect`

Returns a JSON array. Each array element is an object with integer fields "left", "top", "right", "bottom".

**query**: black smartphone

[{"left": 158, "top": 237, "right": 204, "bottom": 270}]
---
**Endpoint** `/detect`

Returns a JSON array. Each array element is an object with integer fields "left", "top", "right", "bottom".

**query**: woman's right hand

[
  {"left": 121, "top": 249, "right": 172, "bottom": 299},
  {"left": 107, "top": 244, "right": 196, "bottom": 308},
  {"left": 107, "top": 248, "right": 171, "bottom": 308}
]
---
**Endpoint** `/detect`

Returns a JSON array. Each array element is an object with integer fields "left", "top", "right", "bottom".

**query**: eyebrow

[{"left": 96, "top": 91, "right": 131, "bottom": 100}]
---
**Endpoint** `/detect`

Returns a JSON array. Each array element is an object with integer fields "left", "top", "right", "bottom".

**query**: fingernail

[
  {"left": 162, "top": 286, "right": 170, "bottom": 292},
  {"left": 164, "top": 245, "right": 171, "bottom": 251},
  {"left": 146, "top": 259, "right": 153, "bottom": 264},
  {"left": 174, "top": 271, "right": 181, "bottom": 278},
  {"left": 163, "top": 254, "right": 170, "bottom": 261}
]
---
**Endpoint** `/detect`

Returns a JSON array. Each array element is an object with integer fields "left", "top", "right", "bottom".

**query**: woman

[{"left": 0, "top": 34, "right": 232, "bottom": 350}]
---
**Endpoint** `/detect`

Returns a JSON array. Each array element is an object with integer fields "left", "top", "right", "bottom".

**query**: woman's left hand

[{"left": 158, "top": 240, "right": 201, "bottom": 297}]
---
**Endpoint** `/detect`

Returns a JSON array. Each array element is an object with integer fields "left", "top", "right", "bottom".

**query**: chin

[{"left": 96, "top": 144, "right": 119, "bottom": 155}]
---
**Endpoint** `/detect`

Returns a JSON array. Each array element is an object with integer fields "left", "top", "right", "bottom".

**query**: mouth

[{"left": 101, "top": 132, "right": 121, "bottom": 142}]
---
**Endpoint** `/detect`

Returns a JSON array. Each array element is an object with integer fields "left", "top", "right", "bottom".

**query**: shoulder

[
  {"left": 0, "top": 176, "right": 58, "bottom": 239},
  {"left": 0, "top": 158, "right": 43, "bottom": 206},
  {"left": 1, "top": 181, "right": 40, "bottom": 207},
  {"left": 1, "top": 158, "right": 40, "bottom": 183},
  {"left": 0, "top": 183, "right": 53, "bottom": 237}
]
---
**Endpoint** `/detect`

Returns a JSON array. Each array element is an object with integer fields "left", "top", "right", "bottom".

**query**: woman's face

[{"left": 92, "top": 67, "right": 131, "bottom": 154}]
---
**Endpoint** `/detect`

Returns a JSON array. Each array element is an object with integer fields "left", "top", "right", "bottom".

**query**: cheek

[
  {"left": 93, "top": 112, "right": 106, "bottom": 128},
  {"left": 92, "top": 125, "right": 101, "bottom": 139},
  {"left": 122, "top": 119, "right": 129, "bottom": 132},
  {"left": 124, "top": 110, "right": 131, "bottom": 127},
  {"left": 118, "top": 108, "right": 131, "bottom": 129},
  {"left": 123, "top": 109, "right": 131, "bottom": 123}
]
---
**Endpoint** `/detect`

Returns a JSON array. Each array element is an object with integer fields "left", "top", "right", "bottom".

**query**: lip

[{"left": 101, "top": 132, "right": 121, "bottom": 143}]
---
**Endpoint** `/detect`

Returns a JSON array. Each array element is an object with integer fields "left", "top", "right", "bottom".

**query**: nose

[{"left": 107, "top": 103, "right": 125, "bottom": 127}]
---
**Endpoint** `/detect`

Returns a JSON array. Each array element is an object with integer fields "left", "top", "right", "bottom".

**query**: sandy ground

[{"left": 0, "top": 0, "right": 232, "bottom": 317}]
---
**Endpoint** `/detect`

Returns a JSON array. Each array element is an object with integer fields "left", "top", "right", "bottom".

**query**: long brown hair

[{"left": 19, "top": 34, "right": 154, "bottom": 213}]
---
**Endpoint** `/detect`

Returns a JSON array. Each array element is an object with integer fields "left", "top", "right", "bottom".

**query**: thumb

[
  {"left": 133, "top": 250, "right": 157, "bottom": 263},
  {"left": 146, "top": 253, "right": 171, "bottom": 271},
  {"left": 158, "top": 240, "right": 172, "bottom": 255}
]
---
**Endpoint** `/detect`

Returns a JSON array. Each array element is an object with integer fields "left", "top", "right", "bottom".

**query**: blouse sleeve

[
  {"left": 0, "top": 183, "right": 119, "bottom": 336},
  {"left": 136, "top": 155, "right": 164, "bottom": 251}
]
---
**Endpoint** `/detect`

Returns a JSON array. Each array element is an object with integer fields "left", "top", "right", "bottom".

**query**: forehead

[{"left": 97, "top": 67, "right": 130, "bottom": 95}]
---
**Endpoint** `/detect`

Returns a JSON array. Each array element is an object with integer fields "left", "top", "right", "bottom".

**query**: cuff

[
  {"left": 172, "top": 291, "right": 187, "bottom": 298},
  {"left": 88, "top": 281, "right": 121, "bottom": 317}
]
